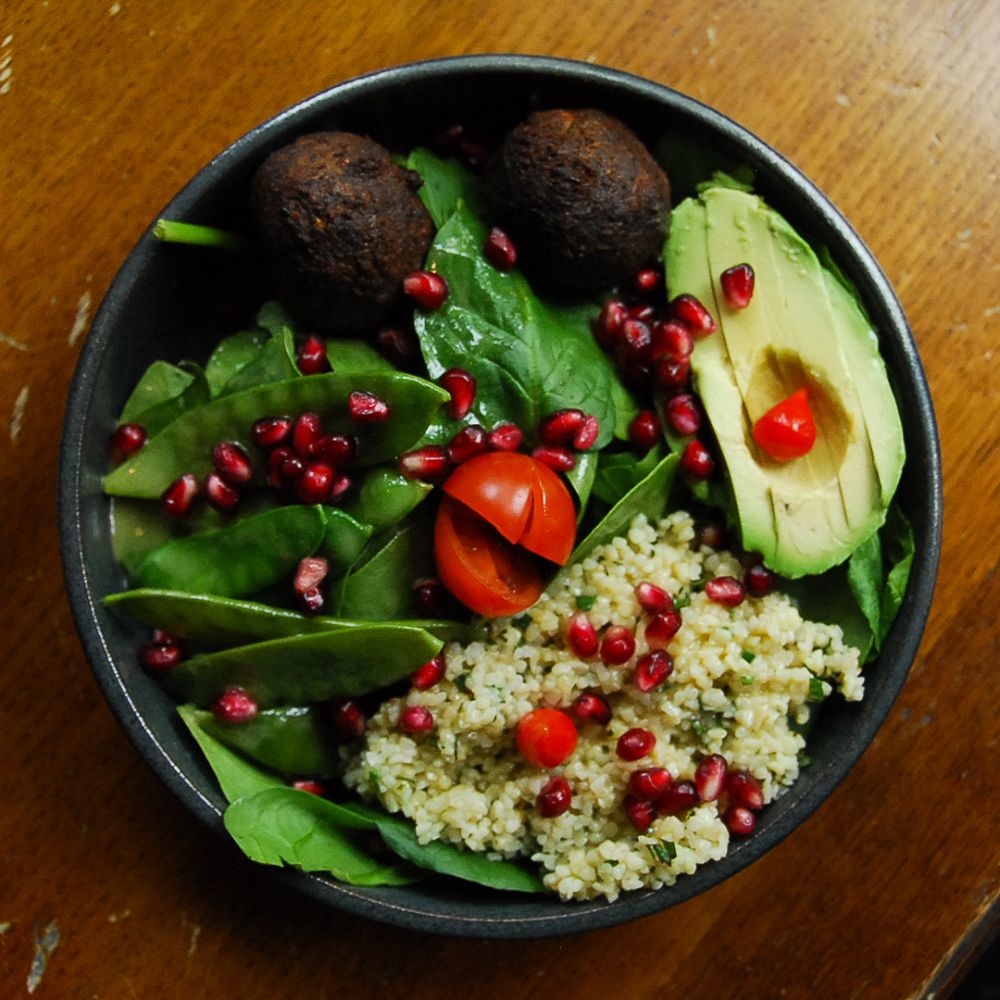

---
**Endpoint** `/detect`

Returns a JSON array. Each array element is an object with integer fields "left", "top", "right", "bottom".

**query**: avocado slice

[{"left": 664, "top": 186, "right": 904, "bottom": 577}]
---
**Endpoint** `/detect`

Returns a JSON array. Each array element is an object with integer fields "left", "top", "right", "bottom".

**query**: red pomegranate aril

[
  {"left": 439, "top": 367, "right": 477, "bottom": 420},
  {"left": 629, "top": 767, "right": 672, "bottom": 802},
  {"left": 140, "top": 638, "right": 183, "bottom": 674},
  {"left": 252, "top": 415, "right": 293, "bottom": 451},
  {"left": 161, "top": 473, "right": 199, "bottom": 517},
  {"left": 532, "top": 444, "right": 576, "bottom": 472},
  {"left": 671, "top": 293, "right": 717, "bottom": 334},
  {"left": 628, "top": 410, "right": 661, "bottom": 452},
  {"left": 628, "top": 303, "right": 656, "bottom": 323},
  {"left": 635, "top": 581, "right": 673, "bottom": 615},
  {"left": 624, "top": 795, "right": 656, "bottom": 831},
  {"left": 310, "top": 433, "right": 356, "bottom": 467},
  {"left": 745, "top": 561, "right": 777, "bottom": 597},
  {"left": 348, "top": 390, "right": 391, "bottom": 422},
  {"left": 537, "top": 776, "right": 572, "bottom": 818},
  {"left": 681, "top": 439, "right": 714, "bottom": 480},
  {"left": 696, "top": 521, "right": 728, "bottom": 550},
  {"left": 573, "top": 414, "right": 600, "bottom": 451},
  {"left": 621, "top": 318, "right": 653, "bottom": 361},
  {"left": 721, "top": 262, "right": 755, "bottom": 309},
  {"left": 483, "top": 226, "right": 518, "bottom": 270},
  {"left": 566, "top": 612, "right": 599, "bottom": 659},
  {"left": 298, "top": 587, "right": 324, "bottom": 614},
  {"left": 539, "top": 408, "right": 585, "bottom": 446},
  {"left": 446, "top": 424, "right": 489, "bottom": 464},
  {"left": 330, "top": 700, "right": 366, "bottom": 742},
  {"left": 666, "top": 393, "right": 701, "bottom": 436},
  {"left": 487, "top": 422, "right": 524, "bottom": 451},
  {"left": 292, "top": 412, "right": 323, "bottom": 457},
  {"left": 376, "top": 326, "right": 420, "bottom": 367},
  {"left": 110, "top": 423, "right": 146, "bottom": 463},
  {"left": 267, "top": 446, "right": 293, "bottom": 487},
  {"left": 694, "top": 754, "right": 728, "bottom": 802},
  {"left": 297, "top": 333, "right": 330, "bottom": 374},
  {"left": 212, "top": 687, "right": 258, "bottom": 724},
  {"left": 635, "top": 267, "right": 661, "bottom": 293},
  {"left": 595, "top": 299, "right": 628, "bottom": 347},
  {"left": 645, "top": 609, "right": 683, "bottom": 649},
  {"left": 600, "top": 625, "right": 636, "bottom": 666},
  {"left": 655, "top": 357, "right": 691, "bottom": 390},
  {"left": 656, "top": 780, "right": 698, "bottom": 816},
  {"left": 635, "top": 649, "right": 674, "bottom": 692},
  {"left": 279, "top": 451, "right": 306, "bottom": 484},
  {"left": 295, "top": 461, "right": 334, "bottom": 504},
  {"left": 402, "top": 270, "right": 448, "bottom": 310},
  {"left": 399, "top": 445, "right": 451, "bottom": 482},
  {"left": 572, "top": 691, "right": 612, "bottom": 725},
  {"left": 292, "top": 779, "right": 325, "bottom": 796},
  {"left": 411, "top": 653, "right": 446, "bottom": 690},
  {"left": 295, "top": 556, "right": 329, "bottom": 594},
  {"left": 412, "top": 577, "right": 446, "bottom": 615},
  {"left": 329, "top": 474, "right": 352, "bottom": 502},
  {"left": 726, "top": 769, "right": 765, "bottom": 810},
  {"left": 204, "top": 472, "right": 240, "bottom": 513},
  {"left": 617, "top": 727, "right": 656, "bottom": 761},
  {"left": 650, "top": 319, "right": 695, "bottom": 361},
  {"left": 705, "top": 576, "right": 746, "bottom": 607},
  {"left": 212, "top": 441, "right": 253, "bottom": 486},
  {"left": 724, "top": 804, "right": 757, "bottom": 836},
  {"left": 398, "top": 704, "right": 434, "bottom": 733}
]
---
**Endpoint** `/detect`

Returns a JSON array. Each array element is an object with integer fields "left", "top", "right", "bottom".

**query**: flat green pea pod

[
  {"left": 134, "top": 506, "right": 326, "bottom": 597},
  {"left": 118, "top": 360, "right": 210, "bottom": 436},
  {"left": 216, "top": 328, "right": 298, "bottom": 397},
  {"left": 165, "top": 623, "right": 443, "bottom": 707},
  {"left": 343, "top": 468, "right": 433, "bottom": 531},
  {"left": 104, "top": 371, "right": 450, "bottom": 499},
  {"left": 320, "top": 507, "right": 373, "bottom": 567}
]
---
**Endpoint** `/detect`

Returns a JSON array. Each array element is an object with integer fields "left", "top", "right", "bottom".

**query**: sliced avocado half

[{"left": 664, "top": 186, "right": 904, "bottom": 578}]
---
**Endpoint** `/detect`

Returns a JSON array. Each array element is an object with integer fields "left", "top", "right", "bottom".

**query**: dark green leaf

[
  {"left": 256, "top": 300, "right": 296, "bottom": 335},
  {"left": 783, "top": 563, "right": 874, "bottom": 664},
  {"left": 847, "top": 531, "right": 883, "bottom": 643},
  {"left": 406, "top": 147, "right": 486, "bottom": 227},
  {"left": 342, "top": 468, "right": 433, "bottom": 531},
  {"left": 320, "top": 506, "right": 373, "bottom": 567},
  {"left": 878, "top": 505, "right": 915, "bottom": 648},
  {"left": 204, "top": 329, "right": 269, "bottom": 397},
  {"left": 591, "top": 446, "right": 665, "bottom": 507},
  {"left": 325, "top": 339, "right": 395, "bottom": 374},
  {"left": 118, "top": 361, "right": 196, "bottom": 430},
  {"left": 219, "top": 328, "right": 298, "bottom": 395},
  {"left": 565, "top": 450, "right": 598, "bottom": 515}
]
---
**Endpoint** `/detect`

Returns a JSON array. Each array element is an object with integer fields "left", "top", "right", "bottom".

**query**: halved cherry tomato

[
  {"left": 752, "top": 387, "right": 817, "bottom": 461},
  {"left": 516, "top": 708, "right": 578, "bottom": 768}
]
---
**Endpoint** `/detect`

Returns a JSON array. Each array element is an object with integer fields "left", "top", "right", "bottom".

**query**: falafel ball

[
  {"left": 489, "top": 109, "right": 671, "bottom": 292},
  {"left": 251, "top": 131, "right": 434, "bottom": 336}
]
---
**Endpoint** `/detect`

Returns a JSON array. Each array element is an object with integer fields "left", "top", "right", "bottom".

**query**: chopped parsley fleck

[
  {"left": 808, "top": 677, "right": 825, "bottom": 702},
  {"left": 691, "top": 719, "right": 708, "bottom": 741},
  {"left": 366, "top": 768, "right": 381, "bottom": 791},
  {"left": 512, "top": 614, "right": 531, "bottom": 629},
  {"left": 741, "top": 675, "right": 755, "bottom": 685},
  {"left": 674, "top": 590, "right": 692, "bottom": 610},
  {"left": 690, "top": 576, "right": 707, "bottom": 592},
  {"left": 455, "top": 673, "right": 469, "bottom": 693},
  {"left": 741, "top": 650, "right": 756, "bottom": 663},
  {"left": 575, "top": 594, "right": 596, "bottom": 611},
  {"left": 649, "top": 840, "right": 678, "bottom": 864},
  {"left": 798, "top": 752, "right": 812, "bottom": 767}
]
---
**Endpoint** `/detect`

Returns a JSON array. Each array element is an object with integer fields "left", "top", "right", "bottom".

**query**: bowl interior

[{"left": 59, "top": 55, "right": 942, "bottom": 938}]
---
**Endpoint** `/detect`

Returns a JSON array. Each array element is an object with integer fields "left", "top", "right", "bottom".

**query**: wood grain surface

[{"left": 2, "top": 1, "right": 997, "bottom": 997}]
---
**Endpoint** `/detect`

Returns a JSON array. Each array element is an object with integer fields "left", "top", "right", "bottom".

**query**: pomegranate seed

[
  {"left": 721, "top": 263, "right": 755, "bottom": 309},
  {"left": 666, "top": 393, "right": 701, "bottom": 436},
  {"left": 573, "top": 415, "right": 600, "bottom": 451},
  {"left": 620, "top": 318, "right": 652, "bottom": 361},
  {"left": 671, "top": 293, "right": 717, "bottom": 334},
  {"left": 140, "top": 638, "right": 183, "bottom": 673},
  {"left": 267, "top": 446, "right": 293, "bottom": 487},
  {"left": 656, "top": 780, "right": 698, "bottom": 816},
  {"left": 295, "top": 556, "right": 329, "bottom": 594},
  {"left": 398, "top": 704, "right": 434, "bottom": 733},
  {"left": 644, "top": 609, "right": 683, "bottom": 649},
  {"left": 297, "top": 334, "right": 330, "bottom": 374},
  {"left": 161, "top": 473, "right": 199, "bottom": 517},
  {"left": 292, "top": 779, "right": 325, "bottom": 796},
  {"left": 726, "top": 770, "right": 765, "bottom": 810},
  {"left": 439, "top": 368, "right": 477, "bottom": 420},
  {"left": 329, "top": 474, "right": 352, "bottom": 502},
  {"left": 572, "top": 691, "right": 612, "bottom": 725},
  {"left": 330, "top": 700, "right": 366, "bottom": 742},
  {"left": 595, "top": 300, "right": 628, "bottom": 348},
  {"left": 745, "top": 561, "right": 777, "bottom": 597},
  {"left": 600, "top": 625, "right": 636, "bottom": 666},
  {"left": 681, "top": 439, "right": 714, "bottom": 480},
  {"left": 447, "top": 424, "right": 489, "bottom": 464},
  {"left": 694, "top": 754, "right": 728, "bottom": 802},
  {"left": 655, "top": 357, "right": 691, "bottom": 390},
  {"left": 628, "top": 410, "right": 661, "bottom": 452},
  {"left": 212, "top": 441, "right": 253, "bottom": 486},
  {"left": 204, "top": 472, "right": 240, "bottom": 513},
  {"left": 650, "top": 319, "right": 694, "bottom": 361},
  {"left": 537, "top": 776, "right": 572, "bottom": 818},
  {"left": 624, "top": 795, "right": 656, "bottom": 831},
  {"left": 696, "top": 521, "right": 728, "bottom": 549},
  {"left": 310, "top": 433, "right": 356, "bottom": 467},
  {"left": 376, "top": 326, "right": 420, "bottom": 367},
  {"left": 295, "top": 461, "right": 334, "bottom": 504},
  {"left": 634, "top": 650, "right": 674, "bottom": 692},
  {"left": 724, "top": 804, "right": 757, "bottom": 836},
  {"left": 109, "top": 423, "right": 146, "bottom": 464},
  {"left": 616, "top": 727, "right": 656, "bottom": 761},
  {"left": 483, "top": 226, "right": 518, "bottom": 270},
  {"left": 212, "top": 687, "right": 258, "bottom": 724},
  {"left": 487, "top": 423, "right": 523, "bottom": 451},
  {"left": 402, "top": 270, "right": 448, "bottom": 310},
  {"left": 411, "top": 653, "right": 446, "bottom": 690},
  {"left": 276, "top": 449, "right": 306, "bottom": 484},
  {"left": 539, "top": 408, "right": 585, "bottom": 446},
  {"left": 251, "top": 416, "right": 293, "bottom": 451},
  {"left": 566, "top": 612, "right": 599, "bottom": 659},
  {"left": 635, "top": 267, "right": 661, "bottom": 293},
  {"left": 532, "top": 445, "right": 576, "bottom": 472},
  {"left": 628, "top": 303, "right": 656, "bottom": 323},
  {"left": 705, "top": 576, "right": 746, "bottom": 607},
  {"left": 635, "top": 581, "right": 673, "bottom": 615},
  {"left": 412, "top": 577, "right": 445, "bottom": 615},
  {"left": 298, "top": 587, "right": 324, "bottom": 614},
  {"left": 399, "top": 445, "right": 451, "bottom": 482},
  {"left": 348, "top": 391, "right": 391, "bottom": 423},
  {"left": 292, "top": 412, "right": 323, "bottom": 457},
  {"left": 629, "top": 767, "right": 672, "bottom": 801}
]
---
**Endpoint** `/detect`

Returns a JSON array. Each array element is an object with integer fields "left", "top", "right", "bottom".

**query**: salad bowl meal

[{"left": 59, "top": 55, "right": 941, "bottom": 937}]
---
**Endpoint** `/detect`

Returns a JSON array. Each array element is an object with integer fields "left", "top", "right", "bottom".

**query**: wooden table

[{"left": 2, "top": 1, "right": 996, "bottom": 996}]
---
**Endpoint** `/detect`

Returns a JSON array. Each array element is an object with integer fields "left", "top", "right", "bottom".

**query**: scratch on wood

[
  {"left": 0, "top": 331, "right": 29, "bottom": 351},
  {"left": 0, "top": 920, "right": 13, "bottom": 934},
  {"left": 0, "top": 35, "right": 11, "bottom": 96},
  {"left": 108, "top": 909, "right": 132, "bottom": 923},
  {"left": 10, "top": 385, "right": 28, "bottom": 441},
  {"left": 187, "top": 924, "right": 201, "bottom": 958},
  {"left": 68, "top": 290, "right": 92, "bottom": 346},
  {"left": 26, "top": 920, "right": 60, "bottom": 994}
]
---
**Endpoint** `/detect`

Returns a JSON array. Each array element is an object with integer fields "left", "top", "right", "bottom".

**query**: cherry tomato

[
  {"left": 752, "top": 387, "right": 816, "bottom": 461},
  {"left": 516, "top": 708, "right": 578, "bottom": 768}
]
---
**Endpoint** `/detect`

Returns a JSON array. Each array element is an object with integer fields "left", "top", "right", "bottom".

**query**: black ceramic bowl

[{"left": 59, "top": 54, "right": 942, "bottom": 938}]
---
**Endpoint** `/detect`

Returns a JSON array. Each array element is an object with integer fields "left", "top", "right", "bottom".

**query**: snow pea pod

[
  {"left": 320, "top": 507, "right": 373, "bottom": 567},
  {"left": 104, "top": 371, "right": 450, "bottom": 498},
  {"left": 204, "top": 329, "right": 267, "bottom": 397},
  {"left": 165, "top": 623, "right": 442, "bottom": 707},
  {"left": 134, "top": 505, "right": 325, "bottom": 597},
  {"left": 218, "top": 328, "right": 297, "bottom": 396},
  {"left": 343, "top": 468, "right": 433, "bottom": 530},
  {"left": 119, "top": 361, "right": 210, "bottom": 436}
]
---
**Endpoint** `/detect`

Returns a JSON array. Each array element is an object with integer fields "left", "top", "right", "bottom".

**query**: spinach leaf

[
  {"left": 119, "top": 361, "right": 211, "bottom": 436},
  {"left": 219, "top": 328, "right": 298, "bottom": 395},
  {"left": 325, "top": 339, "right": 395, "bottom": 374},
  {"left": 406, "top": 147, "right": 486, "bottom": 227},
  {"left": 847, "top": 531, "right": 883, "bottom": 642},
  {"left": 878, "top": 504, "right": 915, "bottom": 648},
  {"left": 320, "top": 506, "right": 373, "bottom": 568},
  {"left": 255, "top": 300, "right": 296, "bottom": 335},
  {"left": 783, "top": 565, "right": 874, "bottom": 663},
  {"left": 592, "top": 446, "right": 665, "bottom": 507},
  {"left": 565, "top": 450, "right": 598, "bottom": 516},
  {"left": 204, "top": 329, "right": 268, "bottom": 396}
]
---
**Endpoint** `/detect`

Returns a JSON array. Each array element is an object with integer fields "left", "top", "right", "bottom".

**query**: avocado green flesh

[{"left": 665, "top": 187, "right": 904, "bottom": 577}]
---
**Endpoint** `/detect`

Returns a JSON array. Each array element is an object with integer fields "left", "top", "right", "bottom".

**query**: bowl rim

[{"left": 59, "top": 52, "right": 943, "bottom": 938}]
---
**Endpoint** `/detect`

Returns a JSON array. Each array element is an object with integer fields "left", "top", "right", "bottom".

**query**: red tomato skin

[
  {"left": 752, "top": 388, "right": 817, "bottom": 461},
  {"left": 516, "top": 708, "right": 579, "bottom": 768},
  {"left": 518, "top": 460, "right": 576, "bottom": 565}
]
